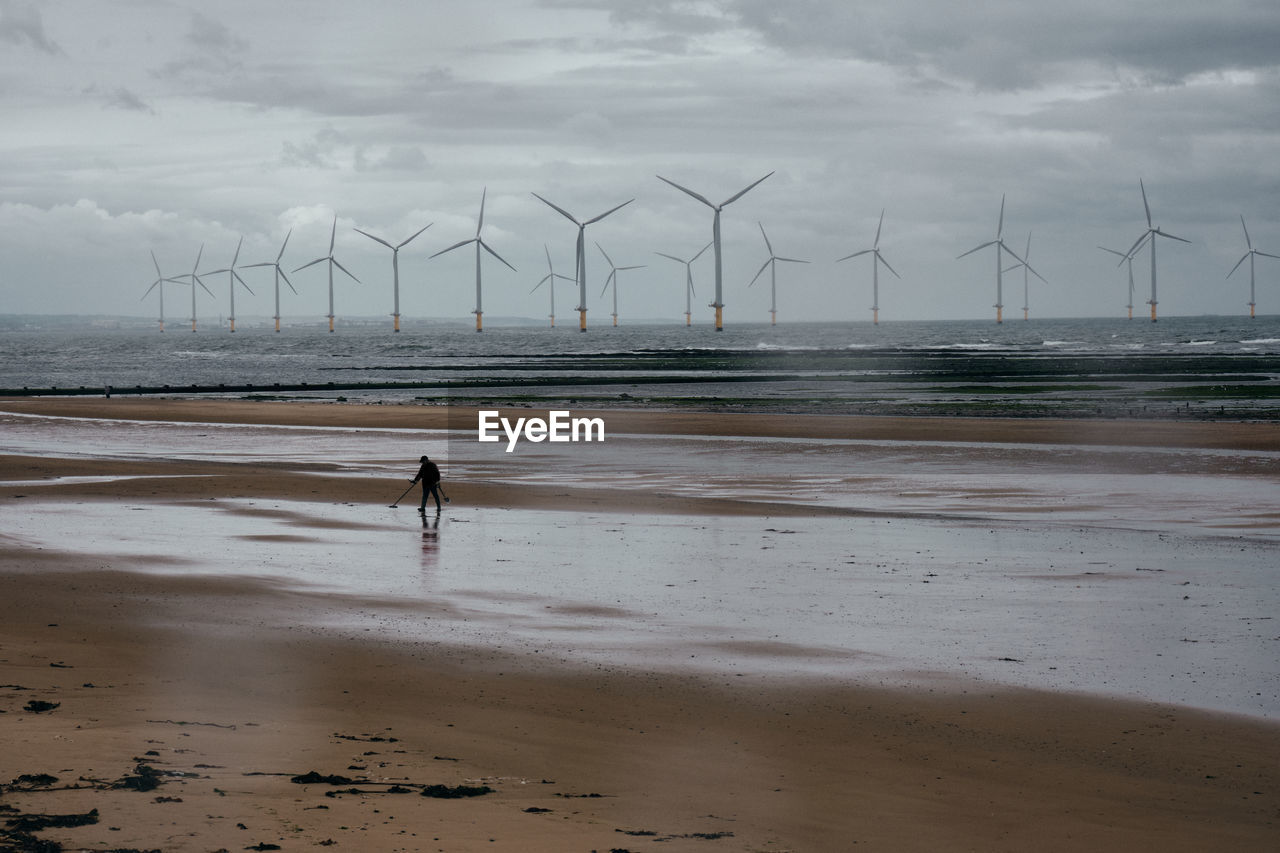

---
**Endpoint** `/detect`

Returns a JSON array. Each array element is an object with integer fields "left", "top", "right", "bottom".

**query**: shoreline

[{"left": 3, "top": 398, "right": 1279, "bottom": 850}]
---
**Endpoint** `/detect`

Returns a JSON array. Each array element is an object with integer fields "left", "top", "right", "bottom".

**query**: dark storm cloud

[{"left": 0, "top": 0, "right": 61, "bottom": 54}]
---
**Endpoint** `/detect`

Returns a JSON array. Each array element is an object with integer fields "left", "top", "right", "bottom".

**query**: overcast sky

[{"left": 2, "top": 0, "right": 1278, "bottom": 326}]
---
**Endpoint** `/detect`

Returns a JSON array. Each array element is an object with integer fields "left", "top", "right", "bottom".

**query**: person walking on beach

[{"left": 411, "top": 455, "right": 443, "bottom": 513}]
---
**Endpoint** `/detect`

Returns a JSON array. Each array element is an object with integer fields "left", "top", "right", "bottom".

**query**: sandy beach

[{"left": 2, "top": 398, "right": 1279, "bottom": 851}]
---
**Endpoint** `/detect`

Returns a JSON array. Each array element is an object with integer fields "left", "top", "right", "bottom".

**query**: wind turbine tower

[
  {"left": 657, "top": 172, "right": 773, "bottom": 331},
  {"left": 1124, "top": 180, "right": 1189, "bottom": 323},
  {"left": 206, "top": 237, "right": 254, "bottom": 332},
  {"left": 1000, "top": 232, "right": 1041, "bottom": 321},
  {"left": 957, "top": 195, "right": 1043, "bottom": 323},
  {"left": 596, "top": 243, "right": 645, "bottom": 327},
  {"left": 531, "top": 244, "right": 574, "bottom": 328},
  {"left": 1098, "top": 246, "right": 1136, "bottom": 319},
  {"left": 244, "top": 230, "right": 296, "bottom": 332},
  {"left": 431, "top": 189, "right": 516, "bottom": 332},
  {"left": 532, "top": 193, "right": 633, "bottom": 332},
  {"left": 294, "top": 216, "right": 361, "bottom": 332},
  {"left": 140, "top": 250, "right": 181, "bottom": 332},
  {"left": 1227, "top": 215, "right": 1278, "bottom": 318},
  {"left": 655, "top": 241, "right": 712, "bottom": 326},
  {"left": 175, "top": 244, "right": 215, "bottom": 332},
  {"left": 836, "top": 209, "right": 899, "bottom": 325},
  {"left": 748, "top": 222, "right": 808, "bottom": 326},
  {"left": 355, "top": 222, "right": 431, "bottom": 332}
]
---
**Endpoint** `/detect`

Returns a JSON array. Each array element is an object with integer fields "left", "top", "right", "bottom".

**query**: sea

[{"left": 1, "top": 314, "right": 1278, "bottom": 418}]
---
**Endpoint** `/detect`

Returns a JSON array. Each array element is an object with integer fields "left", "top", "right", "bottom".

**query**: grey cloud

[
  {"left": 0, "top": 0, "right": 61, "bottom": 54},
  {"left": 106, "top": 87, "right": 155, "bottom": 114}
]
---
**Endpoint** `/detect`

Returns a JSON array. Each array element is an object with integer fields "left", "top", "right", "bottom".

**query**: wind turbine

[
  {"left": 531, "top": 193, "right": 633, "bottom": 332},
  {"left": 430, "top": 188, "right": 515, "bottom": 333},
  {"left": 655, "top": 241, "right": 712, "bottom": 326},
  {"left": 657, "top": 171, "right": 773, "bottom": 331},
  {"left": 243, "top": 230, "right": 296, "bottom": 333},
  {"left": 205, "top": 237, "right": 254, "bottom": 332},
  {"left": 596, "top": 242, "right": 645, "bottom": 327},
  {"left": 1098, "top": 246, "right": 1136, "bottom": 319},
  {"left": 1227, "top": 215, "right": 1278, "bottom": 318},
  {"left": 294, "top": 215, "right": 360, "bottom": 333},
  {"left": 354, "top": 222, "right": 431, "bottom": 332},
  {"left": 1000, "top": 232, "right": 1042, "bottom": 321},
  {"left": 1124, "top": 180, "right": 1190, "bottom": 323},
  {"left": 530, "top": 244, "right": 574, "bottom": 328},
  {"left": 957, "top": 195, "right": 1043, "bottom": 323},
  {"left": 836, "top": 209, "right": 899, "bottom": 325},
  {"left": 173, "top": 244, "right": 216, "bottom": 332},
  {"left": 748, "top": 222, "right": 808, "bottom": 326},
  {"left": 140, "top": 250, "right": 182, "bottom": 332}
]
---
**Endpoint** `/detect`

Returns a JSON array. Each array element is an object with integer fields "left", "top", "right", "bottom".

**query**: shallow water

[{"left": 3, "top": 412, "right": 1277, "bottom": 718}]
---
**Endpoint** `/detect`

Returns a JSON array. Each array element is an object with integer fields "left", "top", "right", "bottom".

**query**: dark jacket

[{"left": 414, "top": 460, "right": 441, "bottom": 486}]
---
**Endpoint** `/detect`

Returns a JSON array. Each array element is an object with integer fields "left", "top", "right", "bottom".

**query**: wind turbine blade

[
  {"left": 328, "top": 216, "right": 337, "bottom": 254},
  {"left": 355, "top": 228, "right": 394, "bottom": 250},
  {"left": 430, "top": 238, "right": 476, "bottom": 258},
  {"left": 554, "top": 273, "right": 574, "bottom": 282},
  {"left": 476, "top": 187, "right": 487, "bottom": 236},
  {"left": 1226, "top": 254, "right": 1249, "bottom": 279},
  {"left": 277, "top": 229, "right": 291, "bottom": 262},
  {"left": 293, "top": 257, "right": 328, "bottom": 273},
  {"left": 654, "top": 252, "right": 684, "bottom": 263},
  {"left": 141, "top": 281, "right": 159, "bottom": 299},
  {"left": 151, "top": 250, "right": 162, "bottom": 278},
  {"left": 1139, "top": 179, "right": 1152, "bottom": 228},
  {"left": 1156, "top": 230, "right": 1191, "bottom": 244},
  {"left": 280, "top": 269, "right": 296, "bottom": 294},
  {"left": 398, "top": 223, "right": 432, "bottom": 249},
  {"left": 957, "top": 241, "right": 995, "bottom": 260},
  {"left": 1240, "top": 214, "right": 1252, "bottom": 250},
  {"left": 1124, "top": 231, "right": 1151, "bottom": 259},
  {"left": 836, "top": 249, "right": 871, "bottom": 262},
  {"left": 480, "top": 240, "right": 516, "bottom": 271},
  {"left": 1255, "top": 251, "right": 1280, "bottom": 260},
  {"left": 776, "top": 257, "right": 808, "bottom": 264},
  {"left": 231, "top": 236, "right": 243, "bottom": 267},
  {"left": 531, "top": 193, "right": 581, "bottom": 225},
  {"left": 691, "top": 240, "right": 713, "bottom": 262},
  {"left": 618, "top": 264, "right": 646, "bottom": 271},
  {"left": 532, "top": 274, "right": 551, "bottom": 293},
  {"left": 195, "top": 275, "right": 215, "bottom": 298},
  {"left": 584, "top": 198, "right": 634, "bottom": 225},
  {"left": 193, "top": 243, "right": 204, "bottom": 271},
  {"left": 234, "top": 270, "right": 254, "bottom": 294},
  {"left": 1000, "top": 244, "right": 1028, "bottom": 267},
  {"left": 595, "top": 241, "right": 615, "bottom": 267},
  {"left": 721, "top": 171, "right": 773, "bottom": 206},
  {"left": 601, "top": 271, "right": 615, "bottom": 297},
  {"left": 242, "top": 262, "right": 274, "bottom": 269},
  {"left": 332, "top": 258, "right": 361, "bottom": 283},
  {"left": 997, "top": 195, "right": 1006, "bottom": 239},
  {"left": 748, "top": 258, "right": 770, "bottom": 287},
  {"left": 205, "top": 268, "right": 230, "bottom": 276},
  {"left": 758, "top": 221, "right": 774, "bottom": 255},
  {"left": 878, "top": 253, "right": 901, "bottom": 279},
  {"left": 656, "top": 175, "right": 715, "bottom": 208},
  {"left": 1097, "top": 246, "right": 1126, "bottom": 259},
  {"left": 874, "top": 209, "right": 885, "bottom": 247},
  {"left": 1002, "top": 264, "right": 1023, "bottom": 275},
  {"left": 1028, "top": 264, "right": 1049, "bottom": 284}
]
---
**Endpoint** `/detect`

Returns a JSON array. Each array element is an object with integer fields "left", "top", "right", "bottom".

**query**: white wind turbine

[
  {"left": 530, "top": 244, "right": 574, "bottom": 328},
  {"left": 1000, "top": 232, "right": 1043, "bottom": 321},
  {"left": 657, "top": 171, "right": 773, "bottom": 331},
  {"left": 1097, "top": 246, "right": 1136, "bottom": 319},
  {"left": 294, "top": 216, "right": 361, "bottom": 333},
  {"left": 531, "top": 193, "right": 633, "bottom": 332},
  {"left": 430, "top": 188, "right": 515, "bottom": 333},
  {"left": 173, "top": 244, "right": 216, "bottom": 332},
  {"left": 354, "top": 222, "right": 431, "bottom": 332},
  {"left": 205, "top": 237, "right": 255, "bottom": 333},
  {"left": 748, "top": 222, "right": 808, "bottom": 326},
  {"left": 836, "top": 209, "right": 899, "bottom": 325},
  {"left": 243, "top": 230, "right": 296, "bottom": 333},
  {"left": 957, "top": 195, "right": 1043, "bottom": 323},
  {"left": 1123, "top": 179, "right": 1190, "bottom": 323},
  {"left": 140, "top": 250, "right": 183, "bottom": 332},
  {"left": 655, "top": 241, "right": 712, "bottom": 327},
  {"left": 596, "top": 242, "right": 646, "bottom": 327},
  {"left": 1227, "top": 215, "right": 1278, "bottom": 319}
]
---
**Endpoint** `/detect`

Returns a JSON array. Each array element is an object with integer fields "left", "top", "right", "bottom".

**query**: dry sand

[{"left": 2, "top": 398, "right": 1278, "bottom": 851}]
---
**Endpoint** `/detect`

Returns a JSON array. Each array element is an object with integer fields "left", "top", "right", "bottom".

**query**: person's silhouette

[{"left": 411, "top": 455, "right": 443, "bottom": 513}]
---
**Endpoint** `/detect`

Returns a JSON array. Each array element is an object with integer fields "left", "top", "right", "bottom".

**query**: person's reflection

[{"left": 421, "top": 511, "right": 441, "bottom": 565}]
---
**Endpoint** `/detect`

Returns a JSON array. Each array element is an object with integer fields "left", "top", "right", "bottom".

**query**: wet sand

[{"left": 2, "top": 398, "right": 1279, "bottom": 851}]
